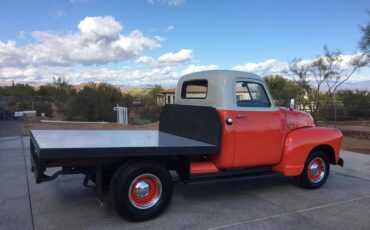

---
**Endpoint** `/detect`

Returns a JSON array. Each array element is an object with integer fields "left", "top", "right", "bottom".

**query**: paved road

[
  {"left": 0, "top": 120, "right": 20, "bottom": 137},
  {"left": 1, "top": 136, "right": 370, "bottom": 230}
]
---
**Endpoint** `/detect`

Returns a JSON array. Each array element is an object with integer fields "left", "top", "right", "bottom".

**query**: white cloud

[
  {"left": 0, "top": 41, "right": 27, "bottom": 67},
  {"left": 231, "top": 54, "right": 370, "bottom": 89},
  {"left": 0, "top": 67, "right": 38, "bottom": 80},
  {"left": 182, "top": 64, "right": 218, "bottom": 75},
  {"left": 232, "top": 59, "right": 287, "bottom": 75},
  {"left": 0, "top": 16, "right": 161, "bottom": 67},
  {"left": 78, "top": 16, "right": 121, "bottom": 40},
  {"left": 166, "top": 25, "right": 175, "bottom": 31},
  {"left": 231, "top": 54, "right": 367, "bottom": 77},
  {"left": 136, "top": 49, "right": 193, "bottom": 67},
  {"left": 148, "top": 0, "right": 185, "bottom": 6},
  {"left": 136, "top": 56, "right": 156, "bottom": 66},
  {"left": 157, "top": 49, "right": 193, "bottom": 64},
  {"left": 0, "top": 65, "right": 182, "bottom": 87},
  {"left": 1, "top": 59, "right": 368, "bottom": 89}
]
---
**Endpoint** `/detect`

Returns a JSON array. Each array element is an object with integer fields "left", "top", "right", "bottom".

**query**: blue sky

[{"left": 0, "top": 0, "right": 369, "bottom": 87}]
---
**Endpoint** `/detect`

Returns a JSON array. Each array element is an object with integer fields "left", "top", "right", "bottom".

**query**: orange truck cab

[
  {"left": 176, "top": 70, "right": 343, "bottom": 179},
  {"left": 30, "top": 70, "right": 343, "bottom": 221}
]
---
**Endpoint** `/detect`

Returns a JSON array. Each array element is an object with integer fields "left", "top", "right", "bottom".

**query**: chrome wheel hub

[
  {"left": 309, "top": 163, "right": 319, "bottom": 175},
  {"left": 128, "top": 173, "right": 162, "bottom": 209},
  {"left": 134, "top": 181, "right": 150, "bottom": 198},
  {"left": 308, "top": 157, "right": 326, "bottom": 183}
]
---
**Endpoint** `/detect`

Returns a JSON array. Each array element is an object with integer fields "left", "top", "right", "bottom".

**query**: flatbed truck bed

[
  {"left": 31, "top": 130, "right": 218, "bottom": 159},
  {"left": 30, "top": 104, "right": 222, "bottom": 185}
]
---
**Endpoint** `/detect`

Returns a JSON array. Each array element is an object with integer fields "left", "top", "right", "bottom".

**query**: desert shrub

[
  {"left": 34, "top": 102, "right": 53, "bottom": 117},
  {"left": 16, "top": 102, "right": 33, "bottom": 111},
  {"left": 135, "top": 104, "right": 163, "bottom": 122},
  {"left": 64, "top": 83, "right": 123, "bottom": 121},
  {"left": 0, "top": 84, "right": 35, "bottom": 97},
  {"left": 337, "top": 90, "right": 370, "bottom": 119}
]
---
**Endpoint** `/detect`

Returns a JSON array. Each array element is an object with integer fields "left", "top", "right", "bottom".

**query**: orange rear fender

[{"left": 273, "top": 127, "right": 342, "bottom": 176}]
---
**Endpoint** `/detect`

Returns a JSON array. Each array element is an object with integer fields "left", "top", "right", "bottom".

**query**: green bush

[
  {"left": 337, "top": 90, "right": 370, "bottom": 119},
  {"left": 34, "top": 102, "right": 53, "bottom": 117},
  {"left": 16, "top": 102, "right": 33, "bottom": 111},
  {"left": 64, "top": 83, "right": 124, "bottom": 122},
  {"left": 0, "top": 84, "right": 35, "bottom": 97},
  {"left": 135, "top": 104, "right": 163, "bottom": 122}
]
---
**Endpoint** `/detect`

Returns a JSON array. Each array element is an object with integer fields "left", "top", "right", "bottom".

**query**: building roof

[{"left": 158, "top": 88, "right": 176, "bottom": 94}]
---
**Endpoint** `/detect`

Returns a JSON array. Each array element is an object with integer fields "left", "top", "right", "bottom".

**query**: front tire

[
  {"left": 110, "top": 161, "right": 173, "bottom": 221},
  {"left": 295, "top": 150, "right": 330, "bottom": 189}
]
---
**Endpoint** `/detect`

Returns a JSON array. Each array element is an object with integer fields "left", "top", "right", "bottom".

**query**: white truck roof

[{"left": 175, "top": 70, "right": 276, "bottom": 110}]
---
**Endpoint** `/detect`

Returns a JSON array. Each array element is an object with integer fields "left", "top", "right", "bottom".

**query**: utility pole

[{"left": 12, "top": 81, "right": 15, "bottom": 96}]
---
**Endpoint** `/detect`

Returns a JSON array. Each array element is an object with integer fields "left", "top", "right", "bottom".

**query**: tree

[
  {"left": 264, "top": 75, "right": 304, "bottom": 106},
  {"left": 34, "top": 102, "right": 53, "bottom": 117},
  {"left": 13, "top": 84, "right": 35, "bottom": 97},
  {"left": 145, "top": 85, "right": 163, "bottom": 103},
  {"left": 359, "top": 11, "right": 370, "bottom": 54},
  {"left": 64, "top": 83, "right": 123, "bottom": 121},
  {"left": 337, "top": 90, "right": 370, "bottom": 119},
  {"left": 37, "top": 77, "right": 76, "bottom": 97},
  {"left": 287, "top": 47, "right": 368, "bottom": 121},
  {"left": 52, "top": 77, "right": 76, "bottom": 96}
]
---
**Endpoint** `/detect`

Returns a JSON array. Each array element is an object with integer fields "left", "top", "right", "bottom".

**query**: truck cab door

[{"left": 233, "top": 80, "right": 287, "bottom": 168}]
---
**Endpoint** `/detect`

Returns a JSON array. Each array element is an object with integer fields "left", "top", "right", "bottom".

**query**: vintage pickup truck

[{"left": 30, "top": 70, "right": 343, "bottom": 221}]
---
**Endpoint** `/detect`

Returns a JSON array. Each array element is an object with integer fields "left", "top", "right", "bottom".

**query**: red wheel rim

[
  {"left": 128, "top": 174, "right": 162, "bottom": 209},
  {"left": 308, "top": 157, "right": 326, "bottom": 183}
]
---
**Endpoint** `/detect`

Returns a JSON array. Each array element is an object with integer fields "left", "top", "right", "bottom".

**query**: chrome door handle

[{"left": 236, "top": 114, "right": 248, "bottom": 119}]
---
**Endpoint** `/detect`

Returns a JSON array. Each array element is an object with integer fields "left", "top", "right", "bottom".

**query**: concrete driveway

[{"left": 1, "top": 135, "right": 370, "bottom": 230}]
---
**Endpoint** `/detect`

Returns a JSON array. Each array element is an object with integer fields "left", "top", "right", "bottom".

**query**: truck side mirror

[{"left": 290, "top": 99, "right": 295, "bottom": 110}]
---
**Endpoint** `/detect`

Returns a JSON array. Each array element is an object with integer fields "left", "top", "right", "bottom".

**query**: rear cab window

[
  {"left": 181, "top": 80, "right": 208, "bottom": 99},
  {"left": 235, "top": 81, "right": 271, "bottom": 107}
]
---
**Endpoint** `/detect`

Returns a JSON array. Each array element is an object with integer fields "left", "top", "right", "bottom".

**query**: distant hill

[{"left": 338, "top": 80, "right": 370, "bottom": 91}]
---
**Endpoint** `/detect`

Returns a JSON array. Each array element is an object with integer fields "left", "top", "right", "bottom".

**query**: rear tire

[
  {"left": 295, "top": 150, "right": 330, "bottom": 189},
  {"left": 110, "top": 161, "right": 173, "bottom": 221}
]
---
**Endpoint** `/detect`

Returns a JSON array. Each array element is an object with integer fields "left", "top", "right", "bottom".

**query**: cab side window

[
  {"left": 181, "top": 80, "right": 208, "bottom": 99},
  {"left": 235, "top": 81, "right": 270, "bottom": 107}
]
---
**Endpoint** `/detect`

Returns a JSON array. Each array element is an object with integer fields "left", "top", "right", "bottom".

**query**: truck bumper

[
  {"left": 30, "top": 139, "right": 45, "bottom": 183},
  {"left": 30, "top": 138, "right": 61, "bottom": 183}
]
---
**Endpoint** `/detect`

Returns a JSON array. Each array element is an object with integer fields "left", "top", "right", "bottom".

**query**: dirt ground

[{"left": 20, "top": 117, "right": 158, "bottom": 136}]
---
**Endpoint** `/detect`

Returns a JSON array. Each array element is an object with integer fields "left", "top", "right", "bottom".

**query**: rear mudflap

[{"left": 337, "top": 157, "right": 344, "bottom": 167}]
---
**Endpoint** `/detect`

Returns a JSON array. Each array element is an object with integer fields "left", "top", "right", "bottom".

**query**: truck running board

[{"left": 187, "top": 167, "right": 283, "bottom": 184}]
